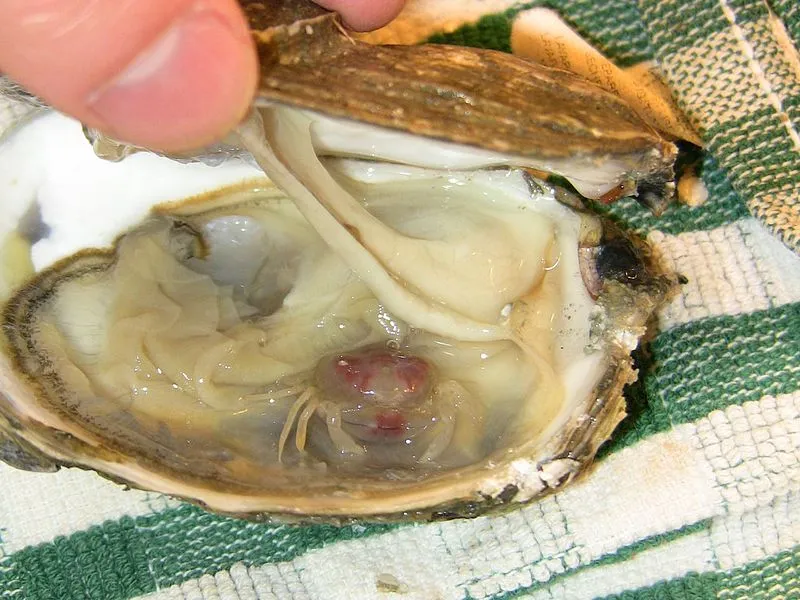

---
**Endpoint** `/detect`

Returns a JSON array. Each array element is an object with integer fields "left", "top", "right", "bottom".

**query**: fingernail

[{"left": 88, "top": 3, "right": 256, "bottom": 151}]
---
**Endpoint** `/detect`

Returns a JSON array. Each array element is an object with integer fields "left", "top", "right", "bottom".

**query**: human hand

[{"left": 0, "top": 0, "right": 406, "bottom": 152}]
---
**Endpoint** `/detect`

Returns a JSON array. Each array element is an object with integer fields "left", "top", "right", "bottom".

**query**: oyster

[{"left": 0, "top": 1, "right": 675, "bottom": 520}]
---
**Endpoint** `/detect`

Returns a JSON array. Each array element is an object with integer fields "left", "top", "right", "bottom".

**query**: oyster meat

[{"left": 0, "top": 1, "right": 675, "bottom": 520}]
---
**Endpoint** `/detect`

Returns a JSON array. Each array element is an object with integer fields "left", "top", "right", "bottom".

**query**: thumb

[{"left": 0, "top": 0, "right": 257, "bottom": 152}]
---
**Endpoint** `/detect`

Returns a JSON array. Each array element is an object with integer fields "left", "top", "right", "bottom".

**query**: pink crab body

[
  {"left": 275, "top": 344, "right": 466, "bottom": 467},
  {"left": 316, "top": 346, "right": 436, "bottom": 444}
]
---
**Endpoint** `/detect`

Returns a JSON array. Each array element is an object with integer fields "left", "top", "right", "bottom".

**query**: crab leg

[
  {"left": 277, "top": 387, "right": 314, "bottom": 463},
  {"left": 245, "top": 385, "right": 307, "bottom": 403},
  {"left": 294, "top": 393, "right": 320, "bottom": 454},
  {"left": 418, "top": 385, "right": 459, "bottom": 463},
  {"left": 324, "top": 404, "right": 365, "bottom": 455}
]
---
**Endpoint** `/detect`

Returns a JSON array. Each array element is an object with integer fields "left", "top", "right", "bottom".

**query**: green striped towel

[{"left": 1, "top": 1, "right": 799, "bottom": 599}]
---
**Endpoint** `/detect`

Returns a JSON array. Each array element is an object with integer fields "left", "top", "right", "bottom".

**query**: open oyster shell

[{"left": 0, "top": 1, "right": 676, "bottom": 521}]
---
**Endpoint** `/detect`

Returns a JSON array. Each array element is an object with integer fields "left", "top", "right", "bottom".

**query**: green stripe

[
  {"left": 745, "top": 24, "right": 800, "bottom": 102},
  {"left": 5, "top": 517, "right": 151, "bottom": 600},
  {"left": 140, "top": 506, "right": 394, "bottom": 586},
  {"left": 546, "top": 0, "right": 653, "bottom": 66},
  {"left": 706, "top": 107, "right": 800, "bottom": 189},
  {"left": 4, "top": 505, "right": 395, "bottom": 600},
  {"left": 717, "top": 545, "right": 800, "bottom": 600},
  {"left": 772, "top": 0, "right": 800, "bottom": 49},
  {"left": 725, "top": 0, "right": 771, "bottom": 23},
  {"left": 786, "top": 92, "right": 800, "bottom": 137},
  {"left": 428, "top": 9, "right": 516, "bottom": 53},
  {"left": 641, "top": 0, "right": 731, "bottom": 58},
  {"left": 597, "top": 571, "right": 720, "bottom": 600},
  {"left": 597, "top": 348, "right": 672, "bottom": 458},
  {"left": 0, "top": 557, "right": 23, "bottom": 599},
  {"left": 599, "top": 544, "right": 800, "bottom": 600},
  {"left": 426, "top": 1, "right": 653, "bottom": 65},
  {"left": 602, "top": 303, "right": 800, "bottom": 455},
  {"left": 487, "top": 520, "right": 711, "bottom": 600},
  {"left": 649, "top": 303, "right": 800, "bottom": 426},
  {"left": 426, "top": 4, "right": 526, "bottom": 52}
]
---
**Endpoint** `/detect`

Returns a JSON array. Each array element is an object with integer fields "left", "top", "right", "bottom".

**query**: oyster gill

[{"left": 0, "top": 1, "right": 675, "bottom": 520}]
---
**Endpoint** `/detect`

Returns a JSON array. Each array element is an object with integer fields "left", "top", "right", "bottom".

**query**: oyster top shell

[
  {"left": 241, "top": 0, "right": 676, "bottom": 202},
  {"left": 0, "top": 1, "right": 677, "bottom": 521}
]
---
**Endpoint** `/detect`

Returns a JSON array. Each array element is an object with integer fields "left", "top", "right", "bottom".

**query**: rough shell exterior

[{"left": 244, "top": 0, "right": 676, "bottom": 191}]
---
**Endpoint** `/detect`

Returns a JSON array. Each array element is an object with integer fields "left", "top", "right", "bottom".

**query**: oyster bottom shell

[
  {"left": 0, "top": 1, "right": 677, "bottom": 520},
  {"left": 0, "top": 105, "right": 672, "bottom": 521}
]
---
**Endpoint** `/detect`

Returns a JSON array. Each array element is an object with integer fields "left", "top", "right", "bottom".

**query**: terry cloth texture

[{"left": 1, "top": 1, "right": 799, "bottom": 599}]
